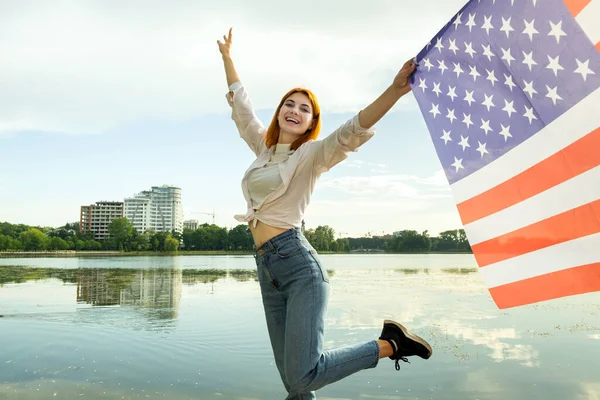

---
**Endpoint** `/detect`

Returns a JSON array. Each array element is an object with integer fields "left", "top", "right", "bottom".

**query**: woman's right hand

[{"left": 217, "top": 28, "right": 233, "bottom": 59}]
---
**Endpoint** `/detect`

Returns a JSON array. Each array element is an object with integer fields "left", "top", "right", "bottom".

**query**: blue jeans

[{"left": 254, "top": 228, "right": 379, "bottom": 399}]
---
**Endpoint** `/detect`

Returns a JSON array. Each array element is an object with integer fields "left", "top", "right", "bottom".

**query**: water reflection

[
  {"left": 76, "top": 269, "right": 182, "bottom": 318},
  {"left": 1, "top": 260, "right": 599, "bottom": 400}
]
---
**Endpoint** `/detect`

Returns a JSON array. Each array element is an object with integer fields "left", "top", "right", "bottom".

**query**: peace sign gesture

[{"left": 217, "top": 28, "right": 233, "bottom": 58}]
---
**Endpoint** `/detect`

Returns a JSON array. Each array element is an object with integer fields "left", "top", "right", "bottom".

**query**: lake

[{"left": 0, "top": 254, "right": 599, "bottom": 399}]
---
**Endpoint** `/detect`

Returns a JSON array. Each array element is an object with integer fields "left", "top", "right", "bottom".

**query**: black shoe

[{"left": 379, "top": 319, "right": 432, "bottom": 370}]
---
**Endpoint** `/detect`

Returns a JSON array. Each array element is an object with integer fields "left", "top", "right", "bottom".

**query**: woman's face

[{"left": 277, "top": 92, "right": 314, "bottom": 137}]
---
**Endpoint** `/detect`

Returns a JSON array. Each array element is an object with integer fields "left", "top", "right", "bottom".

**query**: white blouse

[{"left": 226, "top": 81, "right": 376, "bottom": 229}]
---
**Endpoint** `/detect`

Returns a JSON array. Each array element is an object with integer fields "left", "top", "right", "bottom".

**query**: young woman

[{"left": 218, "top": 28, "right": 432, "bottom": 398}]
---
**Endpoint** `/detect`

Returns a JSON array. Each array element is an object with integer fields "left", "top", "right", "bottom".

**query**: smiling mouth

[{"left": 285, "top": 117, "right": 300, "bottom": 124}]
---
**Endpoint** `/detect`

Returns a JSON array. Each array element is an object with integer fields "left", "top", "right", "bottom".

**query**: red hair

[{"left": 265, "top": 88, "right": 321, "bottom": 151}]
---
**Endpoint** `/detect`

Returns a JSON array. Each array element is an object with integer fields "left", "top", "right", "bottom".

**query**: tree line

[{"left": 0, "top": 219, "right": 471, "bottom": 253}]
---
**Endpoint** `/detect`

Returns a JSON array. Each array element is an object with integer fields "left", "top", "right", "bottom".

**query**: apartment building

[
  {"left": 183, "top": 219, "right": 200, "bottom": 231},
  {"left": 80, "top": 201, "right": 124, "bottom": 240},
  {"left": 124, "top": 185, "right": 184, "bottom": 234}
]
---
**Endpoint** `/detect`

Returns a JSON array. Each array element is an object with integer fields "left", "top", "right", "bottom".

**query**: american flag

[{"left": 410, "top": 0, "right": 600, "bottom": 309}]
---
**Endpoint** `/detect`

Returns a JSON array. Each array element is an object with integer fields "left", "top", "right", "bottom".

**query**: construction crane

[{"left": 191, "top": 210, "right": 217, "bottom": 225}]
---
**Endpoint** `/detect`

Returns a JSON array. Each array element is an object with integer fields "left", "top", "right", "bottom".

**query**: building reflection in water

[{"left": 76, "top": 268, "right": 182, "bottom": 318}]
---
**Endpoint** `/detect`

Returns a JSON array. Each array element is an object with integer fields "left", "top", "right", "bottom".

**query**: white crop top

[{"left": 247, "top": 143, "right": 292, "bottom": 208}]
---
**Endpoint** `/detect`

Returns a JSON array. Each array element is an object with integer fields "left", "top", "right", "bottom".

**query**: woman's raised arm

[
  {"left": 217, "top": 28, "right": 267, "bottom": 156},
  {"left": 217, "top": 28, "right": 241, "bottom": 87},
  {"left": 358, "top": 58, "right": 416, "bottom": 129}
]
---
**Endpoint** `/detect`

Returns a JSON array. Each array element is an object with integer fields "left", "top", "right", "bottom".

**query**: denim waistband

[{"left": 255, "top": 227, "right": 302, "bottom": 255}]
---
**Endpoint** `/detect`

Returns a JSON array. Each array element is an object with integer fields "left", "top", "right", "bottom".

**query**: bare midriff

[{"left": 249, "top": 220, "right": 289, "bottom": 248}]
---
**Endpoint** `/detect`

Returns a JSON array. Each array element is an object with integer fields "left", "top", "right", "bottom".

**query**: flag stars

[
  {"left": 464, "top": 42, "right": 477, "bottom": 58},
  {"left": 481, "top": 15, "right": 494, "bottom": 34},
  {"left": 453, "top": 62, "right": 464, "bottom": 78},
  {"left": 418, "top": 78, "right": 428, "bottom": 92},
  {"left": 451, "top": 157, "right": 464, "bottom": 172},
  {"left": 476, "top": 141, "right": 489, "bottom": 158},
  {"left": 502, "top": 99, "right": 517, "bottom": 117},
  {"left": 422, "top": 58, "right": 434, "bottom": 71},
  {"left": 523, "top": 105, "right": 538, "bottom": 124},
  {"left": 486, "top": 69, "right": 498, "bottom": 86},
  {"left": 523, "top": 19, "right": 539, "bottom": 41},
  {"left": 501, "top": 47, "right": 515, "bottom": 66},
  {"left": 548, "top": 20, "right": 567, "bottom": 44},
  {"left": 448, "top": 39, "right": 459, "bottom": 54},
  {"left": 459, "top": 135, "right": 470, "bottom": 151},
  {"left": 481, "top": 44, "right": 495, "bottom": 61},
  {"left": 469, "top": 65, "right": 481, "bottom": 81},
  {"left": 446, "top": 108, "right": 457, "bottom": 123},
  {"left": 429, "top": 103, "right": 441, "bottom": 118},
  {"left": 523, "top": 79, "right": 537, "bottom": 98},
  {"left": 545, "top": 85, "right": 563, "bottom": 105},
  {"left": 482, "top": 94, "right": 495, "bottom": 111},
  {"left": 522, "top": 50, "right": 537, "bottom": 71},
  {"left": 447, "top": 86, "right": 458, "bottom": 101},
  {"left": 437, "top": 59, "right": 448, "bottom": 74},
  {"left": 546, "top": 55, "right": 564, "bottom": 76},
  {"left": 465, "top": 13, "right": 477, "bottom": 31},
  {"left": 441, "top": 129, "right": 452, "bottom": 144},
  {"left": 574, "top": 58, "right": 595, "bottom": 81},
  {"left": 500, "top": 17, "right": 514, "bottom": 38},
  {"left": 480, "top": 119, "right": 493, "bottom": 135},
  {"left": 499, "top": 124, "right": 512, "bottom": 141},
  {"left": 462, "top": 113, "right": 474, "bottom": 128},
  {"left": 434, "top": 37, "right": 445, "bottom": 52},
  {"left": 464, "top": 90, "right": 476, "bottom": 106},
  {"left": 432, "top": 82, "right": 442, "bottom": 97},
  {"left": 504, "top": 74, "right": 516, "bottom": 91},
  {"left": 453, "top": 12, "right": 463, "bottom": 29}
]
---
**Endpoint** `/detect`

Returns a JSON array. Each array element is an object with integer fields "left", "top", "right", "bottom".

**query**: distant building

[
  {"left": 183, "top": 219, "right": 200, "bottom": 230},
  {"left": 124, "top": 185, "right": 184, "bottom": 234},
  {"left": 80, "top": 201, "right": 124, "bottom": 241}
]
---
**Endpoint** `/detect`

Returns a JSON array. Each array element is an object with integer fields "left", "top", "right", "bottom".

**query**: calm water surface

[{"left": 0, "top": 254, "right": 599, "bottom": 399}]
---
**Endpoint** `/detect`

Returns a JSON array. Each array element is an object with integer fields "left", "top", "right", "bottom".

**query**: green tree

[
  {"left": 48, "top": 237, "right": 69, "bottom": 251},
  {"left": 20, "top": 228, "right": 48, "bottom": 251},
  {"left": 305, "top": 226, "right": 335, "bottom": 252},
  {"left": 108, "top": 218, "right": 134, "bottom": 251},
  {"left": 392, "top": 230, "right": 431, "bottom": 252},
  {"left": 227, "top": 225, "right": 253, "bottom": 251},
  {"left": 332, "top": 238, "right": 350, "bottom": 252},
  {"left": 164, "top": 234, "right": 179, "bottom": 252}
]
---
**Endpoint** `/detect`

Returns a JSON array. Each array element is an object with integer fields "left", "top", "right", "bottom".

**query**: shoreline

[{"left": 0, "top": 250, "right": 473, "bottom": 258}]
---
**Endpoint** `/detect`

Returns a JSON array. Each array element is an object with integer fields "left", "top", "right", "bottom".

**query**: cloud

[
  {"left": 0, "top": 0, "right": 467, "bottom": 135},
  {"left": 318, "top": 175, "right": 420, "bottom": 197},
  {"left": 317, "top": 170, "right": 452, "bottom": 198}
]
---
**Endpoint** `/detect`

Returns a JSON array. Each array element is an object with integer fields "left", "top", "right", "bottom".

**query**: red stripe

[
  {"left": 490, "top": 262, "right": 600, "bottom": 309},
  {"left": 564, "top": 0, "right": 592, "bottom": 16},
  {"left": 472, "top": 200, "right": 600, "bottom": 266},
  {"left": 596, "top": 42, "right": 600, "bottom": 52},
  {"left": 457, "top": 127, "right": 600, "bottom": 225}
]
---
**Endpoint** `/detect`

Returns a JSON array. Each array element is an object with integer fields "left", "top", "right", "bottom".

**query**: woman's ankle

[{"left": 377, "top": 339, "right": 394, "bottom": 359}]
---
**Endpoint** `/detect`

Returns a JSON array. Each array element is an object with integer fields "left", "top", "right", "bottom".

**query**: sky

[{"left": 0, "top": 0, "right": 469, "bottom": 238}]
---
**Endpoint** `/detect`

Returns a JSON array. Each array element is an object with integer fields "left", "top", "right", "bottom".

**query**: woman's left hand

[{"left": 392, "top": 58, "right": 417, "bottom": 93}]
